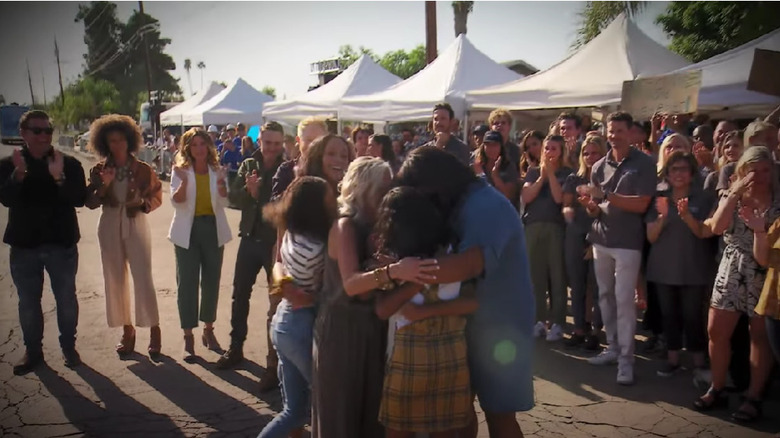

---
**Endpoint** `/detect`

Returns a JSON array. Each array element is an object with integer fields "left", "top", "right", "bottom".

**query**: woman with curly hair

[
  {"left": 168, "top": 128, "right": 232, "bottom": 362},
  {"left": 85, "top": 114, "right": 163, "bottom": 358}
]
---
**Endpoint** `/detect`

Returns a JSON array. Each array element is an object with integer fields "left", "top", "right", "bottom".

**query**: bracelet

[
  {"left": 373, "top": 268, "right": 395, "bottom": 291},
  {"left": 272, "top": 275, "right": 294, "bottom": 289}
]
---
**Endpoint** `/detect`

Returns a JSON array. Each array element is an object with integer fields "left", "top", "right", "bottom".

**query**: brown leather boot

[
  {"left": 216, "top": 348, "right": 244, "bottom": 369},
  {"left": 258, "top": 367, "right": 279, "bottom": 393},
  {"left": 116, "top": 325, "right": 136, "bottom": 356},
  {"left": 201, "top": 327, "right": 222, "bottom": 352},
  {"left": 183, "top": 334, "right": 196, "bottom": 363},
  {"left": 148, "top": 326, "right": 161, "bottom": 359}
]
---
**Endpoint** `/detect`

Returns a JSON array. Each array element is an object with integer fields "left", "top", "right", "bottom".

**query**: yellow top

[
  {"left": 757, "top": 218, "right": 780, "bottom": 319},
  {"left": 193, "top": 172, "right": 214, "bottom": 216}
]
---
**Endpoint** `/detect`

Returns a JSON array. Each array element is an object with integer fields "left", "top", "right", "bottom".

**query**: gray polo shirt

[
  {"left": 589, "top": 147, "right": 657, "bottom": 251},
  {"left": 522, "top": 166, "right": 573, "bottom": 226},
  {"left": 506, "top": 141, "right": 520, "bottom": 167},
  {"left": 423, "top": 135, "right": 471, "bottom": 167},
  {"left": 644, "top": 190, "right": 717, "bottom": 285}
]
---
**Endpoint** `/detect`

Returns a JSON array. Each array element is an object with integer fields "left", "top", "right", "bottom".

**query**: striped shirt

[{"left": 280, "top": 231, "right": 326, "bottom": 293}]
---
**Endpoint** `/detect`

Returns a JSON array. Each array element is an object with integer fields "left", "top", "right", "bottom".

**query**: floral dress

[{"left": 711, "top": 199, "right": 780, "bottom": 316}]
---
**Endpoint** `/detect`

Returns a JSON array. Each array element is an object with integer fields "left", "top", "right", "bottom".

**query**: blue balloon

[{"left": 247, "top": 125, "right": 260, "bottom": 142}]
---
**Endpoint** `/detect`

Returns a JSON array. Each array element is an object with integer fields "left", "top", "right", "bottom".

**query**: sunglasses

[{"left": 25, "top": 127, "right": 54, "bottom": 135}]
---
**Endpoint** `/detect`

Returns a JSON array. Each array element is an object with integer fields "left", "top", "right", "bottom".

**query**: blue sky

[{"left": 0, "top": 1, "right": 670, "bottom": 109}]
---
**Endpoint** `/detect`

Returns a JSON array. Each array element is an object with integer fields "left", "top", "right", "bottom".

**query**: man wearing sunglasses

[{"left": 0, "top": 110, "right": 87, "bottom": 375}]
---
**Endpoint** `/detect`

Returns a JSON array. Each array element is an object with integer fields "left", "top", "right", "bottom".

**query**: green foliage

[
  {"left": 573, "top": 1, "right": 646, "bottom": 49},
  {"left": 74, "top": 2, "right": 180, "bottom": 117},
  {"left": 452, "top": 1, "right": 474, "bottom": 36},
  {"left": 49, "top": 77, "right": 120, "bottom": 127},
  {"left": 184, "top": 58, "right": 192, "bottom": 95},
  {"left": 261, "top": 86, "right": 277, "bottom": 99},
  {"left": 656, "top": 1, "right": 780, "bottom": 62},
  {"left": 338, "top": 44, "right": 427, "bottom": 80}
]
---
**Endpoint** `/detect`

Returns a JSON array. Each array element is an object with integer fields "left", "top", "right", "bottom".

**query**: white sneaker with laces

[
  {"left": 533, "top": 321, "right": 547, "bottom": 338},
  {"left": 588, "top": 349, "right": 619, "bottom": 366},
  {"left": 546, "top": 323, "right": 563, "bottom": 342},
  {"left": 617, "top": 363, "right": 635, "bottom": 385}
]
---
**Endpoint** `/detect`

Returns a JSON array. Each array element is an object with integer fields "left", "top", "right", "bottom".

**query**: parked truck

[{"left": 0, "top": 104, "right": 30, "bottom": 145}]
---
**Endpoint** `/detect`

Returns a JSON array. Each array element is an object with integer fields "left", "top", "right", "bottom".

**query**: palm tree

[
  {"left": 197, "top": 61, "right": 206, "bottom": 90},
  {"left": 183, "top": 58, "right": 192, "bottom": 96},
  {"left": 452, "top": 1, "right": 474, "bottom": 37},
  {"left": 573, "top": 1, "right": 646, "bottom": 49}
]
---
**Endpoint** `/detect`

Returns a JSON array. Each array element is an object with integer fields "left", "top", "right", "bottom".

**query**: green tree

[
  {"left": 452, "top": 1, "right": 474, "bottom": 37},
  {"left": 338, "top": 45, "right": 379, "bottom": 69},
  {"left": 379, "top": 45, "right": 427, "bottom": 79},
  {"left": 261, "top": 86, "right": 277, "bottom": 99},
  {"left": 75, "top": 2, "right": 124, "bottom": 82},
  {"left": 184, "top": 58, "right": 192, "bottom": 96},
  {"left": 656, "top": 1, "right": 780, "bottom": 62},
  {"left": 573, "top": 1, "right": 646, "bottom": 49},
  {"left": 50, "top": 77, "right": 120, "bottom": 127},
  {"left": 75, "top": 2, "right": 180, "bottom": 116},
  {"left": 337, "top": 44, "right": 427, "bottom": 79},
  {"left": 197, "top": 61, "right": 206, "bottom": 89}
]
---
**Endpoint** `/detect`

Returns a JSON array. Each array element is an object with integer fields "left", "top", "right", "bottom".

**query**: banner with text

[{"left": 621, "top": 70, "right": 702, "bottom": 120}]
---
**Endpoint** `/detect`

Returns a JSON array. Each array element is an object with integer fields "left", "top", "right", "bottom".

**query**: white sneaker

[
  {"left": 546, "top": 324, "right": 563, "bottom": 342},
  {"left": 617, "top": 363, "right": 635, "bottom": 385},
  {"left": 533, "top": 321, "right": 547, "bottom": 338},
  {"left": 588, "top": 349, "right": 619, "bottom": 366}
]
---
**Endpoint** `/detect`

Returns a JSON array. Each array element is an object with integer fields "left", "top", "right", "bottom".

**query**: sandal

[
  {"left": 693, "top": 386, "right": 728, "bottom": 411},
  {"left": 731, "top": 397, "right": 762, "bottom": 423},
  {"left": 116, "top": 325, "right": 136, "bottom": 356}
]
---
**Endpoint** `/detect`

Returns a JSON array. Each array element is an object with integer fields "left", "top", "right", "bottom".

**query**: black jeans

[
  {"left": 229, "top": 238, "right": 275, "bottom": 359},
  {"left": 565, "top": 228, "right": 601, "bottom": 331},
  {"left": 766, "top": 316, "right": 780, "bottom": 363},
  {"left": 10, "top": 245, "right": 80, "bottom": 353},
  {"left": 655, "top": 283, "right": 707, "bottom": 352}
]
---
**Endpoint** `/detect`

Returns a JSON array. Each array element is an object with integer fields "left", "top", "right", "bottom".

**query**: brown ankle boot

[
  {"left": 201, "top": 327, "right": 222, "bottom": 352},
  {"left": 148, "top": 326, "right": 161, "bottom": 358},
  {"left": 183, "top": 334, "right": 196, "bottom": 363},
  {"left": 116, "top": 325, "right": 136, "bottom": 356}
]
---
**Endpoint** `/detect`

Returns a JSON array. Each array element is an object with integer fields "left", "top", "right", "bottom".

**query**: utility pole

[
  {"left": 138, "top": 1, "right": 156, "bottom": 136},
  {"left": 26, "top": 59, "right": 36, "bottom": 107},
  {"left": 425, "top": 1, "right": 437, "bottom": 64},
  {"left": 55, "top": 36, "right": 65, "bottom": 106},
  {"left": 41, "top": 68, "right": 47, "bottom": 109}
]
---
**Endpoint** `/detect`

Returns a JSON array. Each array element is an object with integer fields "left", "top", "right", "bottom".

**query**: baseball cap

[
  {"left": 472, "top": 124, "right": 489, "bottom": 136},
  {"left": 207, "top": 125, "right": 219, "bottom": 133},
  {"left": 226, "top": 123, "right": 236, "bottom": 130},
  {"left": 483, "top": 130, "right": 503, "bottom": 144}
]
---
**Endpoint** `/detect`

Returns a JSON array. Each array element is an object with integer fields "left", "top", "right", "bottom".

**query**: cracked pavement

[{"left": 0, "top": 145, "right": 778, "bottom": 437}]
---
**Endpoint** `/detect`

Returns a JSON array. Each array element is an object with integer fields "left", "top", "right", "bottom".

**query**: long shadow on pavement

[
  {"left": 128, "top": 354, "right": 276, "bottom": 437},
  {"left": 197, "top": 358, "right": 284, "bottom": 413},
  {"left": 534, "top": 339, "right": 780, "bottom": 434},
  {"left": 35, "top": 362, "right": 185, "bottom": 437}
]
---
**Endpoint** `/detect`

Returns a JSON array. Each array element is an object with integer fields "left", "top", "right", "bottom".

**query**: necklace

[{"left": 115, "top": 165, "right": 130, "bottom": 182}]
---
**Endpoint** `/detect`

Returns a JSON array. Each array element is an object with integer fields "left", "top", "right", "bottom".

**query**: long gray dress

[{"left": 311, "top": 220, "right": 387, "bottom": 438}]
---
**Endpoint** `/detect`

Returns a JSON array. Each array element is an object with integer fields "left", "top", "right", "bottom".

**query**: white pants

[
  {"left": 592, "top": 244, "right": 642, "bottom": 365},
  {"left": 98, "top": 206, "right": 159, "bottom": 328}
]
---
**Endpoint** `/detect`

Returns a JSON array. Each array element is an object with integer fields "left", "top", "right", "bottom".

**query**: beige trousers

[{"left": 98, "top": 206, "right": 159, "bottom": 327}]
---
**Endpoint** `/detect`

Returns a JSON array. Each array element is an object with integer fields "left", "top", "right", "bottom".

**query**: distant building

[
  {"left": 501, "top": 59, "right": 539, "bottom": 77},
  {"left": 308, "top": 57, "right": 345, "bottom": 91}
]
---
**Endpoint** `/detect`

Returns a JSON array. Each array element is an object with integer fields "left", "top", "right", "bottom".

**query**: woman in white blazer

[{"left": 168, "top": 128, "right": 233, "bottom": 362}]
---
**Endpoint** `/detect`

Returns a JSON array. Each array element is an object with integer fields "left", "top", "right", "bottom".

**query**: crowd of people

[{"left": 2, "top": 102, "right": 780, "bottom": 437}]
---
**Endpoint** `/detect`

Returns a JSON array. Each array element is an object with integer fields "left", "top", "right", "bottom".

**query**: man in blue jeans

[{"left": 0, "top": 110, "right": 87, "bottom": 375}]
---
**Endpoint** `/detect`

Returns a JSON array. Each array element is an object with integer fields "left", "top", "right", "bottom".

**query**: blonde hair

[
  {"left": 744, "top": 119, "right": 775, "bottom": 147},
  {"left": 338, "top": 156, "right": 392, "bottom": 219},
  {"left": 488, "top": 108, "right": 513, "bottom": 127},
  {"left": 176, "top": 128, "right": 219, "bottom": 168},
  {"left": 656, "top": 133, "right": 691, "bottom": 176},
  {"left": 577, "top": 135, "right": 607, "bottom": 178},
  {"left": 297, "top": 116, "right": 329, "bottom": 138},
  {"left": 717, "top": 130, "right": 743, "bottom": 168},
  {"left": 736, "top": 146, "right": 773, "bottom": 179}
]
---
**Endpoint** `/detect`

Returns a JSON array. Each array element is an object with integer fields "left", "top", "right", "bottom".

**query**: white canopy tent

[
  {"left": 466, "top": 14, "right": 690, "bottom": 112},
  {"left": 159, "top": 81, "right": 225, "bottom": 127},
  {"left": 262, "top": 55, "right": 401, "bottom": 122},
  {"left": 339, "top": 34, "right": 522, "bottom": 122},
  {"left": 661, "top": 28, "right": 780, "bottom": 117},
  {"left": 181, "top": 78, "right": 274, "bottom": 126}
]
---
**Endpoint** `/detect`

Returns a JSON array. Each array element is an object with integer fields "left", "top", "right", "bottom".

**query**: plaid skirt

[{"left": 379, "top": 315, "right": 471, "bottom": 432}]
